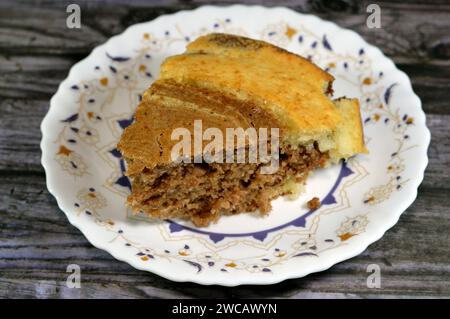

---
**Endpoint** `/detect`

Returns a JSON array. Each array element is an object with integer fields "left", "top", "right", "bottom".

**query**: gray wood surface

[{"left": 0, "top": 0, "right": 449, "bottom": 299}]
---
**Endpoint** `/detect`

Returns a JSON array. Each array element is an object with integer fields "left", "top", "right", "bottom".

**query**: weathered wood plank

[
  {"left": 0, "top": 55, "right": 75, "bottom": 72},
  {"left": 1, "top": 56, "right": 449, "bottom": 102},
  {"left": 423, "top": 115, "right": 450, "bottom": 189},
  {"left": 0, "top": 1, "right": 449, "bottom": 61},
  {"left": 0, "top": 175, "right": 449, "bottom": 298},
  {"left": 0, "top": 55, "right": 77, "bottom": 99},
  {"left": 0, "top": 99, "right": 48, "bottom": 172},
  {"left": 397, "top": 63, "right": 450, "bottom": 115},
  {"left": 0, "top": 5, "right": 109, "bottom": 55},
  {"left": 0, "top": 0, "right": 449, "bottom": 298}
]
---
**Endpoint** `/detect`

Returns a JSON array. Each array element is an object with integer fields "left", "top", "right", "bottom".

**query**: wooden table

[{"left": 1, "top": 0, "right": 449, "bottom": 298}]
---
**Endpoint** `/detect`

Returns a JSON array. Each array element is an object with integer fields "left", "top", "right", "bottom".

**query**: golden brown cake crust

[
  {"left": 117, "top": 34, "right": 368, "bottom": 226},
  {"left": 161, "top": 33, "right": 339, "bottom": 139},
  {"left": 118, "top": 33, "right": 366, "bottom": 173}
]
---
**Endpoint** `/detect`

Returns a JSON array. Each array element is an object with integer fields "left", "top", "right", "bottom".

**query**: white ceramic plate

[{"left": 41, "top": 5, "right": 430, "bottom": 286}]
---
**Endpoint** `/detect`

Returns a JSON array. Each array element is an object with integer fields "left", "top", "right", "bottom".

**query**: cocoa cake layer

[{"left": 126, "top": 144, "right": 328, "bottom": 227}]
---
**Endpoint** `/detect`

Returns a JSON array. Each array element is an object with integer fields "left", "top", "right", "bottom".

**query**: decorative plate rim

[{"left": 41, "top": 4, "right": 430, "bottom": 286}]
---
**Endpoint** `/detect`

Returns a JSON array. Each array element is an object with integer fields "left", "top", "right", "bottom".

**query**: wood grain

[
  {"left": 0, "top": 0, "right": 449, "bottom": 298},
  {"left": 1, "top": 175, "right": 449, "bottom": 298}
]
